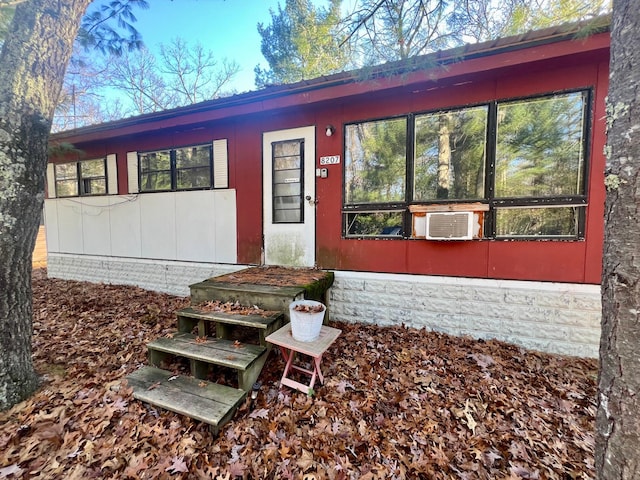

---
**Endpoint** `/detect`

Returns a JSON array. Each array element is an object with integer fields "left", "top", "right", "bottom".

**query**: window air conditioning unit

[{"left": 425, "top": 211, "right": 473, "bottom": 240}]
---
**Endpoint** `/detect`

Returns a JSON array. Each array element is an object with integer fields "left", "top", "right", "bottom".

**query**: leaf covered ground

[{"left": 0, "top": 270, "right": 598, "bottom": 479}]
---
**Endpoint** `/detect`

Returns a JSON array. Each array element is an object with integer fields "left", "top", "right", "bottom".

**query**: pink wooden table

[{"left": 266, "top": 323, "right": 341, "bottom": 394}]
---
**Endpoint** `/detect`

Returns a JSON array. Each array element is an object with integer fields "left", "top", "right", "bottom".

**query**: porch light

[{"left": 325, "top": 125, "right": 335, "bottom": 137}]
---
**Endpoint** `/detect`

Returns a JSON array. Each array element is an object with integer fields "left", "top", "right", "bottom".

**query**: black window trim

[
  {"left": 342, "top": 87, "right": 593, "bottom": 241},
  {"left": 138, "top": 143, "right": 214, "bottom": 193},
  {"left": 54, "top": 158, "right": 108, "bottom": 198}
]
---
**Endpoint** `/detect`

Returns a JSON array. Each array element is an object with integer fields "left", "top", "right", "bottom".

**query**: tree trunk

[
  {"left": 597, "top": 0, "right": 640, "bottom": 477},
  {"left": 437, "top": 113, "right": 452, "bottom": 199},
  {"left": 0, "top": 0, "right": 91, "bottom": 411}
]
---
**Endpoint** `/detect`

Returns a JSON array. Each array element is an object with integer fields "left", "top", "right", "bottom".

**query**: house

[{"left": 45, "top": 18, "right": 609, "bottom": 357}]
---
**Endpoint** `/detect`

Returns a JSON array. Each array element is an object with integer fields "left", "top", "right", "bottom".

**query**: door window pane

[
  {"left": 495, "top": 92, "right": 586, "bottom": 198},
  {"left": 272, "top": 140, "right": 303, "bottom": 223},
  {"left": 414, "top": 106, "right": 487, "bottom": 201},
  {"left": 345, "top": 118, "right": 407, "bottom": 204}
]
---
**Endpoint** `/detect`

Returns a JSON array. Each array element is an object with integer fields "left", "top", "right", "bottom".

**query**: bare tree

[
  {"left": 343, "top": 0, "right": 453, "bottom": 63},
  {"left": 53, "top": 53, "right": 119, "bottom": 131},
  {"left": 160, "top": 37, "right": 240, "bottom": 103},
  {"left": 343, "top": 0, "right": 611, "bottom": 64},
  {"left": 103, "top": 38, "right": 239, "bottom": 116},
  {"left": 104, "top": 46, "right": 174, "bottom": 114}
]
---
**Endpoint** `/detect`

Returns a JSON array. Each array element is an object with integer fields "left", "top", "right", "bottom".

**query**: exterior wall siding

[
  {"left": 46, "top": 255, "right": 601, "bottom": 357},
  {"left": 44, "top": 190, "right": 238, "bottom": 264}
]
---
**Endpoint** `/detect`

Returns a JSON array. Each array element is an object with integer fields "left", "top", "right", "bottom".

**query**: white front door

[{"left": 262, "top": 126, "right": 316, "bottom": 267}]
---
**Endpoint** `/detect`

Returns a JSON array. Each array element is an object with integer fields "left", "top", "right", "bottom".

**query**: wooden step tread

[
  {"left": 147, "top": 332, "right": 267, "bottom": 371},
  {"left": 177, "top": 307, "right": 283, "bottom": 329},
  {"left": 126, "top": 366, "right": 246, "bottom": 431}
]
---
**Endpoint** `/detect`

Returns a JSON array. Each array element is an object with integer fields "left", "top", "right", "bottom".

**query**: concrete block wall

[
  {"left": 47, "top": 254, "right": 244, "bottom": 296},
  {"left": 47, "top": 254, "right": 602, "bottom": 357},
  {"left": 328, "top": 271, "right": 601, "bottom": 358}
]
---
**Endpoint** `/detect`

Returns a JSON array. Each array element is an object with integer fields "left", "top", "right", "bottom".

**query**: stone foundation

[{"left": 47, "top": 254, "right": 601, "bottom": 357}]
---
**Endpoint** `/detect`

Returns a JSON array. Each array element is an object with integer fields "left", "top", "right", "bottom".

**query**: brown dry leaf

[
  {"left": 166, "top": 455, "right": 189, "bottom": 474},
  {"left": 296, "top": 448, "right": 314, "bottom": 471},
  {"left": 0, "top": 270, "right": 598, "bottom": 480}
]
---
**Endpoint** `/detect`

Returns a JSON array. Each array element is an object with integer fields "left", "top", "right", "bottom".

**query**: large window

[
  {"left": 139, "top": 144, "right": 213, "bottom": 192},
  {"left": 343, "top": 90, "right": 590, "bottom": 239},
  {"left": 54, "top": 159, "right": 107, "bottom": 197}
]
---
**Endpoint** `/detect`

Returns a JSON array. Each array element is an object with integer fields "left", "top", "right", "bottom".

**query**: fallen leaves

[
  {"left": 293, "top": 303, "right": 325, "bottom": 314},
  {"left": 195, "top": 300, "right": 278, "bottom": 317},
  {"left": 0, "top": 269, "right": 599, "bottom": 479}
]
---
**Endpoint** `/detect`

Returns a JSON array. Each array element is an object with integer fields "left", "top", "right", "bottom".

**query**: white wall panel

[
  {"left": 109, "top": 196, "right": 142, "bottom": 257},
  {"left": 175, "top": 191, "right": 217, "bottom": 262},
  {"left": 140, "top": 192, "right": 177, "bottom": 260},
  {"left": 81, "top": 198, "right": 112, "bottom": 255},
  {"left": 214, "top": 189, "right": 237, "bottom": 263},
  {"left": 45, "top": 190, "right": 237, "bottom": 264},
  {"left": 43, "top": 199, "right": 60, "bottom": 252},
  {"left": 56, "top": 199, "right": 84, "bottom": 253}
]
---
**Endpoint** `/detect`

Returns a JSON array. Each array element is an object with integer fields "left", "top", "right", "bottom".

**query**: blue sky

[{"left": 130, "top": 0, "right": 329, "bottom": 93}]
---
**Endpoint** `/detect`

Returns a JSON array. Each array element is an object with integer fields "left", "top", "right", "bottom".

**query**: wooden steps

[
  {"left": 126, "top": 267, "right": 334, "bottom": 435},
  {"left": 147, "top": 332, "right": 267, "bottom": 391},
  {"left": 127, "top": 366, "right": 246, "bottom": 436},
  {"left": 189, "top": 281, "right": 306, "bottom": 321},
  {"left": 176, "top": 307, "right": 284, "bottom": 345}
]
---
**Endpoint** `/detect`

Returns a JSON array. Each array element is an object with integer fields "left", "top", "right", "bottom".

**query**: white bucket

[{"left": 289, "top": 300, "right": 326, "bottom": 342}]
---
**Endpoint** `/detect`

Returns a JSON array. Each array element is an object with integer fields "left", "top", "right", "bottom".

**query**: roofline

[{"left": 51, "top": 14, "right": 610, "bottom": 141}]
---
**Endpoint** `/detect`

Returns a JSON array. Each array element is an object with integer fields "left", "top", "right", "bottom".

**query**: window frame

[
  {"left": 54, "top": 158, "right": 108, "bottom": 198},
  {"left": 342, "top": 113, "right": 410, "bottom": 238},
  {"left": 342, "top": 88, "right": 592, "bottom": 240},
  {"left": 271, "top": 138, "right": 305, "bottom": 225},
  {"left": 138, "top": 143, "right": 214, "bottom": 193}
]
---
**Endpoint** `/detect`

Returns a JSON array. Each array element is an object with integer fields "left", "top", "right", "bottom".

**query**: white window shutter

[
  {"left": 126, "top": 151, "right": 139, "bottom": 193},
  {"left": 106, "top": 154, "right": 118, "bottom": 194},
  {"left": 213, "top": 139, "right": 228, "bottom": 189},
  {"left": 46, "top": 163, "right": 56, "bottom": 198}
]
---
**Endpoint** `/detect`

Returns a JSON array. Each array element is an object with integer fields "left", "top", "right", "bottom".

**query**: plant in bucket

[{"left": 289, "top": 300, "right": 326, "bottom": 342}]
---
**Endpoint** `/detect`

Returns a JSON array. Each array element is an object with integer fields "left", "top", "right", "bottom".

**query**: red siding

[
  {"left": 51, "top": 34, "right": 609, "bottom": 285},
  {"left": 309, "top": 47, "right": 608, "bottom": 284}
]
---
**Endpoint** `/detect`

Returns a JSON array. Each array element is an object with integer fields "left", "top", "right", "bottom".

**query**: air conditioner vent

[{"left": 426, "top": 212, "right": 473, "bottom": 240}]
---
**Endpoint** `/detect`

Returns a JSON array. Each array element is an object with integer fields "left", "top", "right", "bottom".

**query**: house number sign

[{"left": 320, "top": 155, "right": 340, "bottom": 165}]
